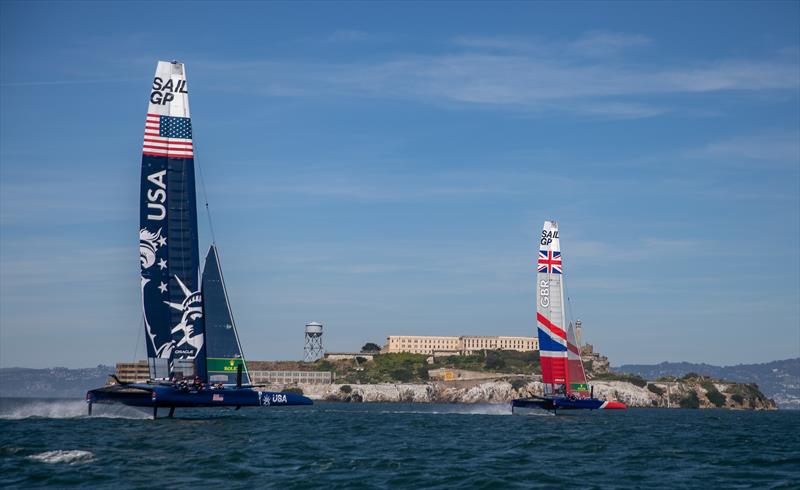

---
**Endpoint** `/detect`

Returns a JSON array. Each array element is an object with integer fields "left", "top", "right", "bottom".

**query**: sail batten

[{"left": 139, "top": 61, "right": 206, "bottom": 381}]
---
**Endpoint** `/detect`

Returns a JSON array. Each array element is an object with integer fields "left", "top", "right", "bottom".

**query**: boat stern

[
  {"left": 600, "top": 400, "right": 627, "bottom": 409},
  {"left": 258, "top": 391, "right": 314, "bottom": 406}
]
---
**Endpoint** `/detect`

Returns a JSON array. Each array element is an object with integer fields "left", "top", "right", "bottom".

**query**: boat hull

[
  {"left": 512, "top": 396, "right": 626, "bottom": 414},
  {"left": 87, "top": 384, "right": 313, "bottom": 409}
]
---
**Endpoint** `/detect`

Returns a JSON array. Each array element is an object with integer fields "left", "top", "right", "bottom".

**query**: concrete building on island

[
  {"left": 384, "top": 335, "right": 538, "bottom": 356},
  {"left": 112, "top": 361, "right": 150, "bottom": 383}
]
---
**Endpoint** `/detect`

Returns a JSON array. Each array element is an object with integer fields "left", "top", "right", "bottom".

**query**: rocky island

[
  {"left": 293, "top": 376, "right": 775, "bottom": 409},
  {"left": 251, "top": 349, "right": 778, "bottom": 410},
  {"left": 1, "top": 350, "right": 786, "bottom": 410}
]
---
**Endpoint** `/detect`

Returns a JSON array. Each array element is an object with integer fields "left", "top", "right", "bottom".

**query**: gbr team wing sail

[
  {"left": 514, "top": 220, "right": 627, "bottom": 413},
  {"left": 139, "top": 61, "right": 206, "bottom": 381},
  {"left": 535, "top": 220, "right": 568, "bottom": 394},
  {"left": 535, "top": 221, "right": 592, "bottom": 397}
]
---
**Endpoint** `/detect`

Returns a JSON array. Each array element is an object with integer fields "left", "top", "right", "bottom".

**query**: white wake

[
  {"left": 431, "top": 403, "right": 513, "bottom": 416},
  {"left": 0, "top": 399, "right": 149, "bottom": 419},
  {"left": 27, "top": 450, "right": 95, "bottom": 465}
]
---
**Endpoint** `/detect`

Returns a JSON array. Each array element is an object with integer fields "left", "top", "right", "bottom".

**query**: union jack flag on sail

[
  {"left": 143, "top": 114, "right": 194, "bottom": 158},
  {"left": 537, "top": 250, "right": 562, "bottom": 274}
]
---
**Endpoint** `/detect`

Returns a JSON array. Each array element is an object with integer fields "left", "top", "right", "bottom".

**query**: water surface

[{"left": 1, "top": 398, "right": 798, "bottom": 489}]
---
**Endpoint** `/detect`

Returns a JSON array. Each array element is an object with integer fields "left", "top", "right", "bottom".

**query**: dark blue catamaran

[{"left": 87, "top": 61, "right": 312, "bottom": 417}]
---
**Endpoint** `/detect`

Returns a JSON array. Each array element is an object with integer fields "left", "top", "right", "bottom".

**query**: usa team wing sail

[
  {"left": 85, "top": 60, "right": 315, "bottom": 415},
  {"left": 139, "top": 61, "right": 206, "bottom": 381},
  {"left": 536, "top": 220, "right": 568, "bottom": 393},
  {"left": 203, "top": 245, "right": 251, "bottom": 385}
]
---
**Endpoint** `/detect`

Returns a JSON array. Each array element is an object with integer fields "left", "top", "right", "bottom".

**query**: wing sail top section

[
  {"left": 535, "top": 220, "right": 567, "bottom": 391},
  {"left": 139, "top": 61, "right": 206, "bottom": 381},
  {"left": 143, "top": 61, "right": 193, "bottom": 159},
  {"left": 203, "top": 245, "right": 250, "bottom": 386}
]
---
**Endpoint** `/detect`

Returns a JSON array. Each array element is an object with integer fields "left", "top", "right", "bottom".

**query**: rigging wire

[
  {"left": 193, "top": 138, "right": 217, "bottom": 247},
  {"left": 562, "top": 244, "right": 577, "bottom": 327},
  {"left": 190, "top": 120, "right": 249, "bottom": 374},
  {"left": 132, "top": 316, "right": 143, "bottom": 364}
]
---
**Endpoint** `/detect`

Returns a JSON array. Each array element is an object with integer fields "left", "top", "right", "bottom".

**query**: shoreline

[{"left": 281, "top": 379, "right": 776, "bottom": 410}]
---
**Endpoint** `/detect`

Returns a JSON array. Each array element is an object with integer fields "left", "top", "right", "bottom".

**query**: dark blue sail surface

[
  {"left": 139, "top": 61, "right": 206, "bottom": 382},
  {"left": 203, "top": 245, "right": 250, "bottom": 385}
]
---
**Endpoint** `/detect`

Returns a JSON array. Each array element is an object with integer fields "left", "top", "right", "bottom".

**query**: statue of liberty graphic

[{"left": 164, "top": 274, "right": 204, "bottom": 358}]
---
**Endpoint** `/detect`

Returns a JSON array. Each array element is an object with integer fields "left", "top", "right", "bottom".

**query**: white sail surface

[{"left": 536, "top": 220, "right": 568, "bottom": 392}]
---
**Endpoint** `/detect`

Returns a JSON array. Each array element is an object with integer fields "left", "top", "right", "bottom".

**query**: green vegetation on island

[
  {"left": 590, "top": 371, "right": 648, "bottom": 387},
  {"left": 325, "top": 350, "right": 541, "bottom": 384},
  {"left": 679, "top": 391, "right": 701, "bottom": 409}
]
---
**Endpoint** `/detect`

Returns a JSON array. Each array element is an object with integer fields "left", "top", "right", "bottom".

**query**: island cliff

[{"left": 293, "top": 377, "right": 775, "bottom": 409}]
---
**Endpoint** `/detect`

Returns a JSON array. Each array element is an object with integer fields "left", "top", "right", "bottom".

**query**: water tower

[{"left": 304, "top": 322, "right": 324, "bottom": 362}]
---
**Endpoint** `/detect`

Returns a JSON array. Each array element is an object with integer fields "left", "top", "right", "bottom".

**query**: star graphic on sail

[
  {"left": 158, "top": 281, "right": 168, "bottom": 293},
  {"left": 164, "top": 274, "right": 204, "bottom": 357},
  {"left": 158, "top": 258, "right": 167, "bottom": 270},
  {"left": 157, "top": 236, "right": 167, "bottom": 247}
]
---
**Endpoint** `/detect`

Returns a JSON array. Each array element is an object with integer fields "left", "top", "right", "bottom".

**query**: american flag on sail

[
  {"left": 143, "top": 114, "right": 193, "bottom": 158},
  {"left": 537, "top": 250, "right": 562, "bottom": 274}
]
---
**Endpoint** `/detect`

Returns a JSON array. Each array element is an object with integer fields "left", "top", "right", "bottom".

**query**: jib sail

[
  {"left": 202, "top": 245, "right": 250, "bottom": 385},
  {"left": 566, "top": 322, "right": 589, "bottom": 396},
  {"left": 139, "top": 61, "right": 206, "bottom": 381},
  {"left": 535, "top": 220, "right": 568, "bottom": 394}
]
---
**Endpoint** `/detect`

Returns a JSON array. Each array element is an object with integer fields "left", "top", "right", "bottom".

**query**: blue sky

[{"left": 1, "top": 1, "right": 798, "bottom": 368}]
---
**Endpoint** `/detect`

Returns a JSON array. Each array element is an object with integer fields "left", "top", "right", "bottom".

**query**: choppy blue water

[{"left": 1, "top": 398, "right": 798, "bottom": 489}]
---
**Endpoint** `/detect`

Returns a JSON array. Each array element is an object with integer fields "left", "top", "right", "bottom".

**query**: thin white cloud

[
  {"left": 204, "top": 169, "right": 522, "bottom": 203},
  {"left": 196, "top": 32, "right": 798, "bottom": 118},
  {"left": 0, "top": 78, "right": 138, "bottom": 87},
  {"left": 687, "top": 131, "right": 800, "bottom": 164},
  {"left": 451, "top": 31, "right": 652, "bottom": 57},
  {"left": 570, "top": 31, "right": 652, "bottom": 56},
  {"left": 568, "top": 237, "right": 717, "bottom": 261}
]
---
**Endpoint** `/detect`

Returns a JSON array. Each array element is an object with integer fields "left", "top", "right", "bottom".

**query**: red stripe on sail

[
  {"left": 537, "top": 312, "right": 566, "bottom": 340},
  {"left": 567, "top": 342, "right": 580, "bottom": 355},
  {"left": 143, "top": 139, "right": 193, "bottom": 146},
  {"left": 142, "top": 144, "right": 193, "bottom": 152}
]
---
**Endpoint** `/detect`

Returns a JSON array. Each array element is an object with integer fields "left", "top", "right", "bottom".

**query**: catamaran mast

[
  {"left": 536, "top": 220, "right": 568, "bottom": 395},
  {"left": 139, "top": 61, "right": 206, "bottom": 382}
]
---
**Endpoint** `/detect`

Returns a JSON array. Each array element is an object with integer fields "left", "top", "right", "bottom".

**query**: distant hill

[
  {"left": 615, "top": 358, "right": 799, "bottom": 409},
  {"left": 0, "top": 365, "right": 113, "bottom": 398}
]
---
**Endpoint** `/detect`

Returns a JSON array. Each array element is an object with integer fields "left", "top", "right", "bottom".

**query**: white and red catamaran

[{"left": 512, "top": 220, "right": 626, "bottom": 414}]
